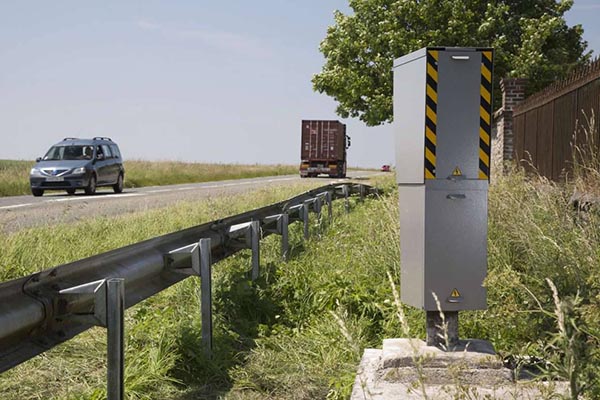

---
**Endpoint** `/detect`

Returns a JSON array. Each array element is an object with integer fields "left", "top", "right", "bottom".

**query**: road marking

[
  {"left": 48, "top": 193, "right": 143, "bottom": 202},
  {"left": 0, "top": 203, "right": 34, "bottom": 210},
  {"left": 146, "top": 189, "right": 172, "bottom": 193},
  {"left": 143, "top": 176, "right": 299, "bottom": 194}
]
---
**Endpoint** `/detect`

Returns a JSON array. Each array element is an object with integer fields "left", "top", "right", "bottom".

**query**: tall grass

[
  {"left": 123, "top": 161, "right": 297, "bottom": 189},
  {"left": 0, "top": 160, "right": 31, "bottom": 196},
  {"left": 0, "top": 159, "right": 298, "bottom": 197},
  {"left": 1, "top": 156, "right": 600, "bottom": 398}
]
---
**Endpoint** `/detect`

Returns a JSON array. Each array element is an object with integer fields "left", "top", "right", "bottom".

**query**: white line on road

[
  {"left": 0, "top": 203, "right": 34, "bottom": 210},
  {"left": 47, "top": 193, "right": 143, "bottom": 203},
  {"left": 146, "top": 189, "right": 172, "bottom": 193}
]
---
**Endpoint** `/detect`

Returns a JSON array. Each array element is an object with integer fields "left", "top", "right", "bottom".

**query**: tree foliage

[{"left": 313, "top": 0, "right": 588, "bottom": 126}]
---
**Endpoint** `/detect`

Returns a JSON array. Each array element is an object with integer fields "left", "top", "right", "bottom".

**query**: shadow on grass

[
  {"left": 169, "top": 215, "right": 338, "bottom": 398},
  {"left": 170, "top": 260, "right": 284, "bottom": 399}
]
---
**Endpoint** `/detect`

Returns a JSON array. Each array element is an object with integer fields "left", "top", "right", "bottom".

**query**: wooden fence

[{"left": 513, "top": 58, "right": 600, "bottom": 180}]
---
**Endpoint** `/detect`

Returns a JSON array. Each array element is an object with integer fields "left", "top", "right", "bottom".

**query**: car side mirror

[{"left": 36, "top": 157, "right": 42, "bottom": 162}]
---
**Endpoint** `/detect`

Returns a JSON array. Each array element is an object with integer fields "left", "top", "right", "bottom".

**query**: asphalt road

[{"left": 0, "top": 171, "right": 383, "bottom": 233}]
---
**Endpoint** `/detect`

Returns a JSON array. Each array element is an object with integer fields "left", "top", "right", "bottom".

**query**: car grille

[{"left": 41, "top": 168, "right": 69, "bottom": 176}]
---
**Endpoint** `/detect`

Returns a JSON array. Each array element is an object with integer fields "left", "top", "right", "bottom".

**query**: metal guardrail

[{"left": 0, "top": 183, "right": 378, "bottom": 398}]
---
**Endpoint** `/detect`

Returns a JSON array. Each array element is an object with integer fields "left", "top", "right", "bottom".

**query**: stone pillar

[{"left": 499, "top": 78, "right": 527, "bottom": 161}]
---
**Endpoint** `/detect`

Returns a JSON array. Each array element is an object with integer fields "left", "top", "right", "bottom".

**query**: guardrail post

[
  {"left": 58, "top": 278, "right": 125, "bottom": 400},
  {"left": 281, "top": 213, "right": 289, "bottom": 261},
  {"left": 250, "top": 221, "right": 260, "bottom": 280},
  {"left": 262, "top": 214, "right": 289, "bottom": 261},
  {"left": 106, "top": 278, "right": 125, "bottom": 400},
  {"left": 315, "top": 196, "right": 323, "bottom": 217},
  {"left": 165, "top": 240, "right": 213, "bottom": 358},
  {"left": 343, "top": 185, "right": 350, "bottom": 213},
  {"left": 314, "top": 196, "right": 323, "bottom": 233},
  {"left": 198, "top": 239, "right": 213, "bottom": 357},
  {"left": 303, "top": 200, "right": 310, "bottom": 239},
  {"left": 326, "top": 191, "right": 333, "bottom": 223}
]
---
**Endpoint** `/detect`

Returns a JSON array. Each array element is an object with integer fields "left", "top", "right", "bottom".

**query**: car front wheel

[
  {"left": 113, "top": 174, "right": 123, "bottom": 193},
  {"left": 84, "top": 174, "right": 97, "bottom": 195},
  {"left": 31, "top": 188, "right": 44, "bottom": 197}
]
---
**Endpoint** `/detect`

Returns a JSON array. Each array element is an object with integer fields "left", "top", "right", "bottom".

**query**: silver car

[{"left": 30, "top": 137, "right": 125, "bottom": 197}]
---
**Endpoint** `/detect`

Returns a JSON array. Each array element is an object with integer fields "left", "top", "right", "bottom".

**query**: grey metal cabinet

[{"left": 394, "top": 47, "right": 493, "bottom": 311}]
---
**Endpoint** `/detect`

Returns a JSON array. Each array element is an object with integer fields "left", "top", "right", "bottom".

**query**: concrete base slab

[
  {"left": 351, "top": 338, "right": 569, "bottom": 400},
  {"left": 382, "top": 338, "right": 503, "bottom": 370}
]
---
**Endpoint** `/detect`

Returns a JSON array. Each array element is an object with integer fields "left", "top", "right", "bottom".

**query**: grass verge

[
  {"left": 1, "top": 167, "right": 599, "bottom": 399},
  {"left": 0, "top": 160, "right": 298, "bottom": 197}
]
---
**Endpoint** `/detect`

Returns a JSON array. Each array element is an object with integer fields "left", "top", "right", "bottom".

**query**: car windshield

[{"left": 43, "top": 145, "right": 93, "bottom": 161}]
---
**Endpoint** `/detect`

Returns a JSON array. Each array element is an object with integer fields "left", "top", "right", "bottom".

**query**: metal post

[
  {"left": 198, "top": 239, "right": 213, "bottom": 358},
  {"left": 343, "top": 185, "right": 350, "bottom": 213},
  {"left": 315, "top": 197, "right": 323, "bottom": 232},
  {"left": 250, "top": 221, "right": 260, "bottom": 280},
  {"left": 326, "top": 191, "right": 333, "bottom": 223},
  {"left": 302, "top": 201, "right": 310, "bottom": 239},
  {"left": 359, "top": 184, "right": 365, "bottom": 202},
  {"left": 106, "top": 278, "right": 125, "bottom": 400},
  {"left": 426, "top": 311, "right": 458, "bottom": 349},
  {"left": 281, "top": 213, "right": 289, "bottom": 261}
]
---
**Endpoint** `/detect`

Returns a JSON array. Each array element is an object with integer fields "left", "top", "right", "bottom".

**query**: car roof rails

[
  {"left": 93, "top": 137, "right": 112, "bottom": 142},
  {"left": 63, "top": 137, "right": 79, "bottom": 141}
]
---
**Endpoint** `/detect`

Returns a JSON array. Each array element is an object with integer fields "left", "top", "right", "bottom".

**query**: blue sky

[{"left": 0, "top": 1, "right": 598, "bottom": 168}]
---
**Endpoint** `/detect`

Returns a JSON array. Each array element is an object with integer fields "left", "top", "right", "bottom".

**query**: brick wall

[{"left": 492, "top": 78, "right": 527, "bottom": 176}]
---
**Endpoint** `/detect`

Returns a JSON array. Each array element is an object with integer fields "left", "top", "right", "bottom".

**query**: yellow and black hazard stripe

[
  {"left": 479, "top": 50, "right": 493, "bottom": 180},
  {"left": 425, "top": 50, "right": 438, "bottom": 179}
]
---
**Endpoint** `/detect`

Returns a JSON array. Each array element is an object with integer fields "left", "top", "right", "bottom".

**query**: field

[
  {"left": 0, "top": 165, "right": 599, "bottom": 399},
  {"left": 0, "top": 160, "right": 298, "bottom": 197}
]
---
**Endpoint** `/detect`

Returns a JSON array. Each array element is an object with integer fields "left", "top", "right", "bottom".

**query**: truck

[{"left": 299, "top": 120, "right": 350, "bottom": 178}]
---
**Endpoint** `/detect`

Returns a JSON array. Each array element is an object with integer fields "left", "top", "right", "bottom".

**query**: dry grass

[{"left": 0, "top": 159, "right": 298, "bottom": 197}]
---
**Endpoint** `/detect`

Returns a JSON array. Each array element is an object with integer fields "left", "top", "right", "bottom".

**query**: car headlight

[
  {"left": 72, "top": 167, "right": 87, "bottom": 174},
  {"left": 30, "top": 168, "right": 43, "bottom": 177}
]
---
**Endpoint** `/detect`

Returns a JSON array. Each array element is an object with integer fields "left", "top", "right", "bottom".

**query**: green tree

[{"left": 312, "top": 0, "right": 588, "bottom": 126}]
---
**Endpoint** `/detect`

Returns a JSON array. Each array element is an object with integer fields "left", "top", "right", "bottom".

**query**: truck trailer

[{"left": 299, "top": 120, "right": 350, "bottom": 178}]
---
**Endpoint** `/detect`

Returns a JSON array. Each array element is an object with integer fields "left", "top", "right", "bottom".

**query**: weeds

[{"left": 1, "top": 151, "right": 600, "bottom": 399}]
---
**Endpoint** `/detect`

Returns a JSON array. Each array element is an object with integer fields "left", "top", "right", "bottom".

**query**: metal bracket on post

[
  {"left": 262, "top": 213, "right": 289, "bottom": 261},
  {"left": 338, "top": 185, "right": 350, "bottom": 213},
  {"left": 287, "top": 204, "right": 303, "bottom": 223},
  {"left": 165, "top": 239, "right": 213, "bottom": 358},
  {"left": 368, "top": 186, "right": 380, "bottom": 197},
  {"left": 58, "top": 278, "right": 125, "bottom": 400},
  {"left": 314, "top": 196, "right": 323, "bottom": 217},
  {"left": 353, "top": 184, "right": 365, "bottom": 202},
  {"left": 226, "top": 220, "right": 261, "bottom": 280},
  {"left": 250, "top": 221, "right": 260, "bottom": 280},
  {"left": 317, "top": 191, "right": 333, "bottom": 223}
]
